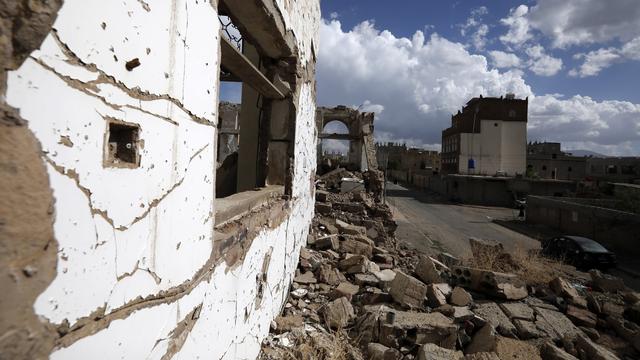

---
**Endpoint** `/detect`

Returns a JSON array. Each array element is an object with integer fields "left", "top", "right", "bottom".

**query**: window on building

[
  {"left": 215, "top": 2, "right": 295, "bottom": 221},
  {"left": 542, "top": 165, "right": 547, "bottom": 171},
  {"left": 607, "top": 165, "right": 618, "bottom": 174},
  {"left": 552, "top": 153, "right": 557, "bottom": 159},
  {"left": 568, "top": 166, "right": 572, "bottom": 172}
]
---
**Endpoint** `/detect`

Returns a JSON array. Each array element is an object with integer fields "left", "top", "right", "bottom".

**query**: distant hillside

[{"left": 564, "top": 149, "right": 609, "bottom": 158}]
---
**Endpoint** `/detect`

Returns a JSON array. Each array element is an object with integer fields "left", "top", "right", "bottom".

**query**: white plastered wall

[
  {"left": 458, "top": 120, "right": 526, "bottom": 176},
  {"left": 5, "top": 0, "right": 320, "bottom": 358}
]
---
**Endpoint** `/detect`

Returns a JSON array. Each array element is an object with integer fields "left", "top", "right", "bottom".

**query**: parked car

[{"left": 541, "top": 235, "right": 617, "bottom": 270}]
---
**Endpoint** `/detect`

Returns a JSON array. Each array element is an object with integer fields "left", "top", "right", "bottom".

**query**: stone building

[
  {"left": 526, "top": 142, "right": 587, "bottom": 181},
  {"left": 586, "top": 157, "right": 640, "bottom": 184},
  {"left": 1, "top": 1, "right": 320, "bottom": 359},
  {"left": 441, "top": 94, "right": 528, "bottom": 176}
]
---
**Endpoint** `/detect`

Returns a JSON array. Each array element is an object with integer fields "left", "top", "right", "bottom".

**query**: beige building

[{"left": 442, "top": 95, "right": 528, "bottom": 176}]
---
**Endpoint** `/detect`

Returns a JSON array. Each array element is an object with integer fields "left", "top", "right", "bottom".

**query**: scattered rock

[
  {"left": 473, "top": 302, "right": 517, "bottom": 338},
  {"left": 417, "top": 343, "right": 464, "bottom": 360},
  {"left": 427, "top": 283, "right": 452, "bottom": 308},
  {"left": 415, "top": 256, "right": 449, "bottom": 284},
  {"left": 550, "top": 277, "right": 587, "bottom": 308},
  {"left": 499, "top": 302, "right": 535, "bottom": 321},
  {"left": 566, "top": 305, "right": 597, "bottom": 328},
  {"left": 336, "top": 219, "right": 366, "bottom": 235},
  {"left": 294, "top": 271, "right": 317, "bottom": 284},
  {"left": 314, "top": 234, "right": 339, "bottom": 251},
  {"left": 590, "top": 270, "right": 626, "bottom": 293},
  {"left": 316, "top": 264, "right": 346, "bottom": 286},
  {"left": 450, "top": 286, "right": 473, "bottom": 307},
  {"left": 540, "top": 341, "right": 579, "bottom": 360},
  {"left": 466, "top": 323, "right": 497, "bottom": 354},
  {"left": 389, "top": 270, "right": 428, "bottom": 308},
  {"left": 274, "top": 315, "right": 303, "bottom": 334},
  {"left": 321, "top": 297, "right": 355, "bottom": 329},
  {"left": 341, "top": 238, "right": 373, "bottom": 257},
  {"left": 354, "top": 273, "right": 379, "bottom": 286},
  {"left": 452, "top": 267, "right": 527, "bottom": 300},
  {"left": 574, "top": 333, "right": 620, "bottom": 360},
  {"left": 332, "top": 282, "right": 360, "bottom": 301}
]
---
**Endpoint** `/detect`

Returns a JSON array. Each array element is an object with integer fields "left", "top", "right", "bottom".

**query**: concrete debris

[
  {"left": 260, "top": 169, "right": 634, "bottom": 360},
  {"left": 452, "top": 266, "right": 528, "bottom": 300},
  {"left": 321, "top": 297, "right": 355, "bottom": 329},
  {"left": 417, "top": 343, "right": 464, "bottom": 360},
  {"left": 389, "top": 270, "right": 428, "bottom": 308},
  {"left": 415, "top": 256, "right": 450, "bottom": 284},
  {"left": 550, "top": 277, "right": 587, "bottom": 308},
  {"left": 450, "top": 286, "right": 473, "bottom": 307},
  {"left": 589, "top": 270, "right": 626, "bottom": 293}
]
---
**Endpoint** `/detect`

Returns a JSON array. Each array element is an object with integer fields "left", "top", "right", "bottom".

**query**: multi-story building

[
  {"left": 376, "top": 142, "right": 440, "bottom": 171},
  {"left": 526, "top": 142, "right": 587, "bottom": 180},
  {"left": 441, "top": 94, "right": 528, "bottom": 176}
]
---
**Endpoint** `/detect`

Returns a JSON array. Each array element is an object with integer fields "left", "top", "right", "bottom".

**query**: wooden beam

[{"left": 220, "top": 36, "right": 285, "bottom": 100}]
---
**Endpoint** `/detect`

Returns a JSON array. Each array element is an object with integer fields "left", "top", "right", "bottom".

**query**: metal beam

[{"left": 220, "top": 36, "right": 285, "bottom": 100}]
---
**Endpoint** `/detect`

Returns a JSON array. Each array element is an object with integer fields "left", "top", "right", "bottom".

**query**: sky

[{"left": 315, "top": 0, "right": 640, "bottom": 156}]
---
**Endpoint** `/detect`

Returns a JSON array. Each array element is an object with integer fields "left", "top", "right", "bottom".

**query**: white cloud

[
  {"left": 526, "top": 0, "right": 640, "bottom": 48},
  {"left": 499, "top": 5, "right": 532, "bottom": 46},
  {"left": 459, "top": 6, "right": 490, "bottom": 50},
  {"left": 318, "top": 20, "right": 640, "bottom": 155},
  {"left": 329, "top": 12, "right": 339, "bottom": 20},
  {"left": 569, "top": 48, "right": 621, "bottom": 77},
  {"left": 568, "top": 36, "right": 640, "bottom": 77},
  {"left": 525, "top": 44, "right": 563, "bottom": 76},
  {"left": 489, "top": 51, "right": 522, "bottom": 68}
]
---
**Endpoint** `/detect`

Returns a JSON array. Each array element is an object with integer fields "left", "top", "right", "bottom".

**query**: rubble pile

[{"left": 259, "top": 172, "right": 640, "bottom": 360}]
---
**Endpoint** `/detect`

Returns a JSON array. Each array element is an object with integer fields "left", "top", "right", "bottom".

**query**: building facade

[
  {"left": 441, "top": 95, "right": 528, "bottom": 176},
  {"left": 1, "top": 1, "right": 320, "bottom": 359},
  {"left": 526, "top": 142, "right": 587, "bottom": 181}
]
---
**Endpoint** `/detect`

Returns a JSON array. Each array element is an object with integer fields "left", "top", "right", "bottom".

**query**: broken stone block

[
  {"left": 566, "top": 305, "right": 597, "bottom": 328},
  {"left": 354, "top": 273, "right": 379, "bottom": 287},
  {"left": 438, "top": 252, "right": 461, "bottom": 267},
  {"left": 373, "top": 269, "right": 396, "bottom": 290},
  {"left": 314, "top": 234, "right": 340, "bottom": 251},
  {"left": 379, "top": 310, "right": 458, "bottom": 349},
  {"left": 606, "top": 316, "right": 640, "bottom": 342},
  {"left": 315, "top": 202, "right": 332, "bottom": 215},
  {"left": 334, "top": 201, "right": 365, "bottom": 214},
  {"left": 494, "top": 336, "right": 541, "bottom": 360},
  {"left": 499, "top": 302, "right": 535, "bottom": 321},
  {"left": 317, "top": 218, "right": 339, "bottom": 235},
  {"left": 367, "top": 343, "right": 389, "bottom": 360},
  {"left": 574, "top": 333, "right": 619, "bottom": 360},
  {"left": 373, "top": 252, "right": 394, "bottom": 265},
  {"left": 463, "top": 353, "right": 500, "bottom": 360},
  {"left": 294, "top": 271, "right": 317, "bottom": 284},
  {"left": 357, "top": 287, "right": 393, "bottom": 305},
  {"left": 513, "top": 319, "right": 546, "bottom": 339},
  {"left": 469, "top": 237, "right": 505, "bottom": 258},
  {"left": 389, "top": 270, "right": 428, "bottom": 308},
  {"left": 339, "top": 255, "right": 379, "bottom": 274},
  {"left": 590, "top": 269, "right": 626, "bottom": 293},
  {"left": 415, "top": 255, "right": 450, "bottom": 284},
  {"left": 550, "top": 277, "right": 587, "bottom": 308},
  {"left": 316, "top": 264, "right": 346, "bottom": 286},
  {"left": 466, "top": 323, "right": 498, "bottom": 354},
  {"left": 534, "top": 307, "right": 583, "bottom": 341},
  {"left": 452, "top": 306, "right": 475, "bottom": 322},
  {"left": 473, "top": 302, "right": 517, "bottom": 338},
  {"left": 299, "top": 248, "right": 323, "bottom": 271},
  {"left": 451, "top": 286, "right": 473, "bottom": 307},
  {"left": 321, "top": 297, "right": 355, "bottom": 329},
  {"left": 332, "top": 282, "right": 359, "bottom": 301},
  {"left": 417, "top": 343, "right": 464, "bottom": 360},
  {"left": 335, "top": 219, "right": 366, "bottom": 235},
  {"left": 427, "top": 283, "right": 452, "bottom": 308},
  {"left": 540, "top": 341, "right": 579, "bottom": 360},
  {"left": 602, "top": 302, "right": 625, "bottom": 318},
  {"left": 340, "top": 238, "right": 373, "bottom": 258},
  {"left": 274, "top": 315, "right": 303, "bottom": 334},
  {"left": 290, "top": 288, "right": 308, "bottom": 299},
  {"left": 452, "top": 266, "right": 527, "bottom": 300},
  {"left": 315, "top": 190, "right": 329, "bottom": 202}
]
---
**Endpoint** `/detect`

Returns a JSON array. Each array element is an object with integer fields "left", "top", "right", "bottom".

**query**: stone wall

[{"left": 1, "top": 0, "right": 320, "bottom": 358}]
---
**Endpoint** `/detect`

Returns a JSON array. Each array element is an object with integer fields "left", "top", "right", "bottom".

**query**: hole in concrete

[{"left": 105, "top": 121, "right": 140, "bottom": 167}]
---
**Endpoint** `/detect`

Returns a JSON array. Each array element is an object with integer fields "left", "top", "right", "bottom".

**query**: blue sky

[
  {"left": 225, "top": 0, "right": 640, "bottom": 155},
  {"left": 322, "top": 0, "right": 639, "bottom": 104}
]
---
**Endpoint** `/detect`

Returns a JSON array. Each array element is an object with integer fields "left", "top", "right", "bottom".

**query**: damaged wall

[{"left": 2, "top": 0, "right": 320, "bottom": 359}]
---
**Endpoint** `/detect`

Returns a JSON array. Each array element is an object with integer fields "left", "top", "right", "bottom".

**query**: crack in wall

[
  {"left": 42, "top": 143, "right": 208, "bottom": 232},
  {"left": 50, "top": 30, "right": 214, "bottom": 127},
  {"left": 115, "top": 260, "right": 162, "bottom": 285},
  {"left": 54, "top": 196, "right": 292, "bottom": 350},
  {"left": 158, "top": 303, "right": 202, "bottom": 360}
]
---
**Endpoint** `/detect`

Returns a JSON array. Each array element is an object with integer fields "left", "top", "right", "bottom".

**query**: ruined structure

[
  {"left": 527, "top": 142, "right": 587, "bottom": 181},
  {"left": 442, "top": 94, "right": 528, "bottom": 176},
  {"left": 1, "top": 0, "right": 320, "bottom": 358},
  {"left": 316, "top": 106, "right": 377, "bottom": 172}
]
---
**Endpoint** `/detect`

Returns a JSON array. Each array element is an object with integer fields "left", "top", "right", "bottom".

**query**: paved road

[{"left": 385, "top": 182, "right": 540, "bottom": 258}]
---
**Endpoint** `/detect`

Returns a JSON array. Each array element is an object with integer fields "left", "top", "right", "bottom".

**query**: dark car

[{"left": 541, "top": 235, "right": 617, "bottom": 270}]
